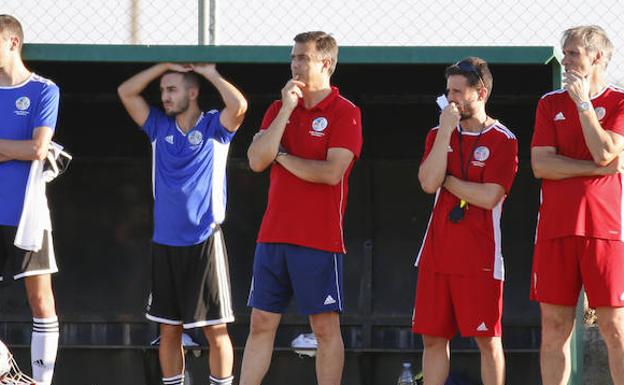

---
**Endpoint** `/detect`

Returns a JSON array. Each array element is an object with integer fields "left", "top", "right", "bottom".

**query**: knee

[
  {"left": 160, "top": 325, "right": 183, "bottom": 343},
  {"left": 249, "top": 311, "right": 279, "bottom": 336},
  {"left": 204, "top": 324, "right": 231, "bottom": 348},
  {"left": 28, "top": 291, "right": 55, "bottom": 318},
  {"left": 541, "top": 315, "right": 574, "bottom": 344},
  {"left": 475, "top": 337, "right": 502, "bottom": 356},
  {"left": 598, "top": 319, "right": 624, "bottom": 348},
  {"left": 422, "top": 335, "right": 448, "bottom": 350},
  {"left": 309, "top": 314, "right": 341, "bottom": 342}
]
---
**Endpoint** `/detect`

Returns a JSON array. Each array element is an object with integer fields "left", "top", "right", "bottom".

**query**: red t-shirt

[
  {"left": 531, "top": 86, "right": 624, "bottom": 241},
  {"left": 416, "top": 122, "right": 518, "bottom": 280},
  {"left": 256, "top": 87, "right": 363, "bottom": 253}
]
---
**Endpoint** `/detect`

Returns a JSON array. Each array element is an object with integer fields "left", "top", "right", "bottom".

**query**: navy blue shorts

[{"left": 247, "top": 243, "right": 344, "bottom": 315}]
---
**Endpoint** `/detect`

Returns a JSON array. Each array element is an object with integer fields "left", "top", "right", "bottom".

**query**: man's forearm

[
  {"left": 204, "top": 72, "right": 247, "bottom": 123},
  {"left": 275, "top": 154, "right": 340, "bottom": 185},
  {"left": 443, "top": 176, "right": 505, "bottom": 210},
  {"left": 418, "top": 132, "right": 452, "bottom": 193},
  {"left": 247, "top": 108, "right": 291, "bottom": 172},
  {"left": 579, "top": 110, "right": 624, "bottom": 166},
  {"left": 0, "top": 138, "right": 48, "bottom": 161},
  {"left": 532, "top": 152, "right": 607, "bottom": 180},
  {"left": 118, "top": 63, "right": 168, "bottom": 98}
]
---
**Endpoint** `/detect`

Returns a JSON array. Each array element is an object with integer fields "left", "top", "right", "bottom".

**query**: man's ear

[
  {"left": 9, "top": 35, "right": 20, "bottom": 51},
  {"left": 322, "top": 57, "right": 332, "bottom": 73},
  {"left": 188, "top": 87, "right": 199, "bottom": 100},
  {"left": 593, "top": 50, "right": 603, "bottom": 67},
  {"left": 479, "top": 86, "right": 489, "bottom": 101}
]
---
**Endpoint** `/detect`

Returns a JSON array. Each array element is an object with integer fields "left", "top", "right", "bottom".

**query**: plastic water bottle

[{"left": 397, "top": 362, "right": 416, "bottom": 385}]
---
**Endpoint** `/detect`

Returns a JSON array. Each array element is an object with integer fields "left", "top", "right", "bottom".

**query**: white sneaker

[
  {"left": 291, "top": 333, "right": 318, "bottom": 357},
  {"left": 150, "top": 333, "right": 199, "bottom": 347}
]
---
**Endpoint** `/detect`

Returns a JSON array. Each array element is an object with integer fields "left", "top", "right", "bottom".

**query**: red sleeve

[
  {"left": 420, "top": 128, "right": 438, "bottom": 164},
  {"left": 328, "top": 105, "right": 363, "bottom": 158},
  {"left": 483, "top": 136, "right": 518, "bottom": 194},
  {"left": 531, "top": 97, "right": 557, "bottom": 148},
  {"left": 260, "top": 101, "right": 281, "bottom": 131},
  {"left": 604, "top": 99, "right": 624, "bottom": 137}
]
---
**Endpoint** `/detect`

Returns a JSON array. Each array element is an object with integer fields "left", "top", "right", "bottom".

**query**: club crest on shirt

[
  {"left": 595, "top": 106, "right": 606, "bottom": 120},
  {"left": 473, "top": 146, "right": 490, "bottom": 161},
  {"left": 309, "top": 117, "right": 328, "bottom": 137},
  {"left": 188, "top": 130, "right": 203, "bottom": 145},
  {"left": 14, "top": 96, "right": 30, "bottom": 116},
  {"left": 312, "top": 117, "right": 328, "bottom": 132}
]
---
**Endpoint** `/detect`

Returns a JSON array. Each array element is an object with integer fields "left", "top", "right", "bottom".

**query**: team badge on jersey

[
  {"left": 595, "top": 106, "right": 606, "bottom": 120},
  {"left": 473, "top": 146, "right": 490, "bottom": 162},
  {"left": 309, "top": 117, "right": 328, "bottom": 137},
  {"left": 312, "top": 117, "right": 328, "bottom": 132},
  {"left": 188, "top": 130, "right": 203, "bottom": 145},
  {"left": 14, "top": 96, "right": 31, "bottom": 116}
]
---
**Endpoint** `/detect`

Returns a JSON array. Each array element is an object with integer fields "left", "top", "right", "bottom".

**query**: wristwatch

[
  {"left": 274, "top": 149, "right": 288, "bottom": 162},
  {"left": 577, "top": 100, "right": 592, "bottom": 112}
]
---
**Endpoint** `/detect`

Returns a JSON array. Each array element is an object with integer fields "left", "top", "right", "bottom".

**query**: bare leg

[
  {"left": 421, "top": 335, "right": 450, "bottom": 385},
  {"left": 595, "top": 307, "right": 624, "bottom": 385},
  {"left": 539, "top": 303, "right": 575, "bottom": 385},
  {"left": 202, "top": 323, "right": 234, "bottom": 378},
  {"left": 239, "top": 308, "right": 281, "bottom": 385},
  {"left": 25, "top": 274, "right": 56, "bottom": 318},
  {"left": 309, "top": 311, "right": 343, "bottom": 385},
  {"left": 159, "top": 324, "right": 184, "bottom": 377},
  {"left": 474, "top": 336, "right": 505, "bottom": 385}
]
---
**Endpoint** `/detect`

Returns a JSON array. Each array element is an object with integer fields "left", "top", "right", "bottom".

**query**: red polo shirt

[
  {"left": 256, "top": 86, "right": 363, "bottom": 253},
  {"left": 416, "top": 122, "right": 518, "bottom": 279},
  {"left": 531, "top": 86, "right": 624, "bottom": 241}
]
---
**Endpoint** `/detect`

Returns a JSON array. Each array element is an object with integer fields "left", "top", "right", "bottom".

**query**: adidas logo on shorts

[
  {"left": 476, "top": 322, "right": 489, "bottom": 332},
  {"left": 323, "top": 295, "right": 336, "bottom": 305}
]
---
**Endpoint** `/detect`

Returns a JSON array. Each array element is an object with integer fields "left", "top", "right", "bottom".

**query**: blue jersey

[
  {"left": 0, "top": 74, "right": 60, "bottom": 226},
  {"left": 142, "top": 107, "right": 235, "bottom": 246}
]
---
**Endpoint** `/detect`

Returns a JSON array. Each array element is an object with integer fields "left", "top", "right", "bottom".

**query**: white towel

[{"left": 14, "top": 142, "right": 65, "bottom": 252}]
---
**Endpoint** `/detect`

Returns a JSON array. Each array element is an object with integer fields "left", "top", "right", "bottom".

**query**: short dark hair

[
  {"left": 0, "top": 15, "right": 24, "bottom": 52},
  {"left": 294, "top": 31, "right": 339, "bottom": 75},
  {"left": 163, "top": 70, "right": 201, "bottom": 90},
  {"left": 445, "top": 56, "right": 493, "bottom": 97}
]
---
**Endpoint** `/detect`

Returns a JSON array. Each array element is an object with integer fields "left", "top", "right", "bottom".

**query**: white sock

[
  {"left": 31, "top": 316, "right": 59, "bottom": 385},
  {"left": 210, "top": 375, "right": 234, "bottom": 385},
  {"left": 162, "top": 373, "right": 185, "bottom": 385}
]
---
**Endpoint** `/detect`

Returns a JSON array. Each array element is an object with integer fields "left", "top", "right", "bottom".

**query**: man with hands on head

[
  {"left": 118, "top": 62, "right": 247, "bottom": 385},
  {"left": 530, "top": 26, "right": 624, "bottom": 385},
  {"left": 414, "top": 57, "right": 518, "bottom": 385},
  {"left": 241, "top": 31, "right": 362, "bottom": 385}
]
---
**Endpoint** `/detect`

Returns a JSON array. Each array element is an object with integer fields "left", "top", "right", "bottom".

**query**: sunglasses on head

[{"left": 453, "top": 60, "right": 485, "bottom": 88}]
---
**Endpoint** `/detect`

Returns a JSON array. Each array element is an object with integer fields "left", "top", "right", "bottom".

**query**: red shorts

[
  {"left": 412, "top": 270, "right": 503, "bottom": 340},
  {"left": 531, "top": 237, "right": 624, "bottom": 308}
]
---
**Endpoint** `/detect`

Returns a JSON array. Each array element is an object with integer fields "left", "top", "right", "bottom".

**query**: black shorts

[
  {"left": 146, "top": 226, "right": 234, "bottom": 328},
  {"left": 0, "top": 225, "right": 58, "bottom": 282}
]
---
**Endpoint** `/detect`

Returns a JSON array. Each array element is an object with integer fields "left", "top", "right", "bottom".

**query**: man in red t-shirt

[
  {"left": 531, "top": 26, "right": 624, "bottom": 385},
  {"left": 240, "top": 31, "right": 362, "bottom": 385},
  {"left": 414, "top": 57, "right": 518, "bottom": 385}
]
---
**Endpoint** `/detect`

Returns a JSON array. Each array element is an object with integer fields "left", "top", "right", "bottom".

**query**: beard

[
  {"left": 164, "top": 98, "right": 190, "bottom": 117},
  {"left": 459, "top": 102, "right": 478, "bottom": 121}
]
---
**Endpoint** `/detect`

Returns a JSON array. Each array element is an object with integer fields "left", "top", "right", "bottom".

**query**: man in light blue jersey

[
  {"left": 118, "top": 63, "right": 247, "bottom": 385},
  {"left": 0, "top": 15, "right": 61, "bottom": 385}
]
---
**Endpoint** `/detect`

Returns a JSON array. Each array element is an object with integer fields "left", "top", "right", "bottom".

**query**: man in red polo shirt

[
  {"left": 531, "top": 26, "right": 624, "bottom": 385},
  {"left": 413, "top": 57, "right": 518, "bottom": 385},
  {"left": 241, "top": 31, "right": 362, "bottom": 385}
]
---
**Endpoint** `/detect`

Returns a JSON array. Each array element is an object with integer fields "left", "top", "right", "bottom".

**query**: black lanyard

[{"left": 456, "top": 124, "right": 486, "bottom": 180}]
